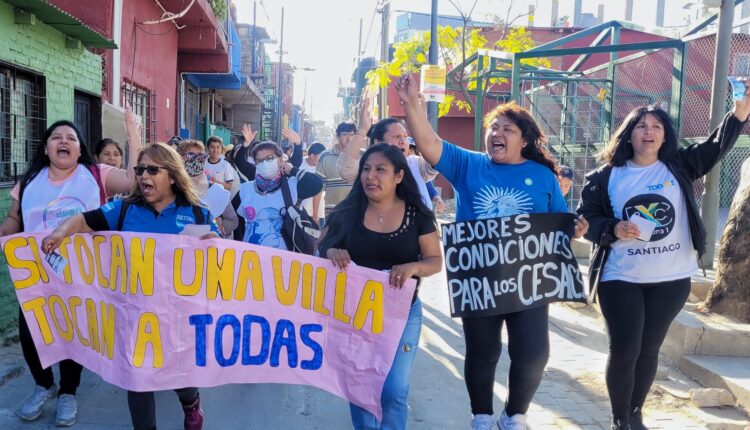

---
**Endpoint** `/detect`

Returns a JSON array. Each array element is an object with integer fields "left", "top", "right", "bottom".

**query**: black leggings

[
  {"left": 18, "top": 307, "right": 82, "bottom": 396},
  {"left": 598, "top": 278, "right": 690, "bottom": 420},
  {"left": 462, "top": 304, "right": 550, "bottom": 416}
]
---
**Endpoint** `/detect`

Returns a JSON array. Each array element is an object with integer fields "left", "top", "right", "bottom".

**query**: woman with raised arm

[
  {"left": 396, "top": 74, "right": 588, "bottom": 430},
  {"left": 0, "top": 109, "right": 140, "bottom": 427},
  {"left": 577, "top": 89, "right": 750, "bottom": 430},
  {"left": 41, "top": 143, "right": 219, "bottom": 430}
]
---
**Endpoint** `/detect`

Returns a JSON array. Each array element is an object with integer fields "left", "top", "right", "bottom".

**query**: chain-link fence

[{"left": 515, "top": 28, "right": 750, "bottom": 212}]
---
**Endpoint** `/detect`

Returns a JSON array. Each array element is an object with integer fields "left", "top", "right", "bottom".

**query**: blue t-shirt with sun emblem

[{"left": 435, "top": 140, "right": 567, "bottom": 222}]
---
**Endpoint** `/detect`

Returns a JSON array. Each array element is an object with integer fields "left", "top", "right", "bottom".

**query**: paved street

[{"left": 0, "top": 271, "right": 710, "bottom": 429}]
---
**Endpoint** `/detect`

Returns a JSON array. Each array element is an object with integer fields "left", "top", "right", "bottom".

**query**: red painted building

[{"left": 50, "top": 0, "right": 228, "bottom": 143}]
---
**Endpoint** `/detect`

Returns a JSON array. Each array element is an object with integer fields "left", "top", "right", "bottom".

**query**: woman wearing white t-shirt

[
  {"left": 578, "top": 93, "right": 750, "bottom": 430},
  {"left": 0, "top": 114, "right": 139, "bottom": 426},
  {"left": 234, "top": 141, "right": 322, "bottom": 250}
]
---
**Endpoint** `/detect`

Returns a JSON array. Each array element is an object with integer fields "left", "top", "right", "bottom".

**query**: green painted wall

[{"left": 0, "top": 1, "right": 103, "bottom": 341}]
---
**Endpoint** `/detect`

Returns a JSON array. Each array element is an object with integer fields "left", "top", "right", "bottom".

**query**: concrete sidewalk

[{"left": 0, "top": 271, "right": 740, "bottom": 429}]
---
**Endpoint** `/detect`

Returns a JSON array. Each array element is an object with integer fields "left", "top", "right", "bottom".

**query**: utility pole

[
  {"left": 427, "top": 0, "right": 438, "bottom": 130},
  {"left": 701, "top": 0, "right": 734, "bottom": 268},
  {"left": 251, "top": 1, "right": 257, "bottom": 77},
  {"left": 379, "top": 1, "right": 390, "bottom": 120},
  {"left": 276, "top": 7, "right": 285, "bottom": 144},
  {"left": 356, "top": 18, "right": 363, "bottom": 120}
]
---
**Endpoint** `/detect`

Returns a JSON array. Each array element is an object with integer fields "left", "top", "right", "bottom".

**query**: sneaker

[
  {"left": 183, "top": 395, "right": 204, "bottom": 430},
  {"left": 497, "top": 410, "right": 527, "bottom": 430},
  {"left": 471, "top": 414, "right": 495, "bottom": 430},
  {"left": 55, "top": 394, "right": 77, "bottom": 427},
  {"left": 16, "top": 384, "right": 57, "bottom": 421}
]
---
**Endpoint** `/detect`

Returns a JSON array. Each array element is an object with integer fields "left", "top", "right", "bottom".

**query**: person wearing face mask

[
  {"left": 179, "top": 140, "right": 239, "bottom": 239},
  {"left": 234, "top": 141, "right": 323, "bottom": 250},
  {"left": 396, "top": 74, "right": 589, "bottom": 430}
]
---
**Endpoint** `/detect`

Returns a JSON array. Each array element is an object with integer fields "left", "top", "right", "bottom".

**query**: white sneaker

[
  {"left": 16, "top": 384, "right": 57, "bottom": 421},
  {"left": 471, "top": 414, "right": 495, "bottom": 430},
  {"left": 498, "top": 410, "right": 527, "bottom": 430},
  {"left": 55, "top": 394, "right": 77, "bottom": 427}
]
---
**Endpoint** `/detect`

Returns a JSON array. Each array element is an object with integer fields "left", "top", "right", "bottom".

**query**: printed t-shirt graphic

[
  {"left": 473, "top": 186, "right": 534, "bottom": 219},
  {"left": 602, "top": 160, "right": 697, "bottom": 283}
]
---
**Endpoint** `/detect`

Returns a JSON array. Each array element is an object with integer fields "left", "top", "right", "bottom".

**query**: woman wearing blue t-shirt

[
  {"left": 396, "top": 74, "right": 588, "bottom": 430},
  {"left": 42, "top": 143, "right": 219, "bottom": 430},
  {"left": 577, "top": 93, "right": 750, "bottom": 430}
]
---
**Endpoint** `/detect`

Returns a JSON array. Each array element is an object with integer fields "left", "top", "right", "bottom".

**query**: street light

[{"left": 294, "top": 66, "right": 316, "bottom": 117}]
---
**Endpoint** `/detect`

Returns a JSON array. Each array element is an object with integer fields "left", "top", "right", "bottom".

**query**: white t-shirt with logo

[
  {"left": 602, "top": 160, "right": 697, "bottom": 283},
  {"left": 236, "top": 178, "right": 300, "bottom": 251},
  {"left": 204, "top": 158, "right": 235, "bottom": 185},
  {"left": 18, "top": 165, "right": 104, "bottom": 232}
]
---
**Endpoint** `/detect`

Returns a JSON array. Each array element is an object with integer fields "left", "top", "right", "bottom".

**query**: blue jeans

[{"left": 350, "top": 299, "right": 422, "bottom": 430}]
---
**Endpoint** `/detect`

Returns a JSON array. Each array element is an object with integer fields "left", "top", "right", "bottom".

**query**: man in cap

[{"left": 558, "top": 165, "right": 574, "bottom": 197}]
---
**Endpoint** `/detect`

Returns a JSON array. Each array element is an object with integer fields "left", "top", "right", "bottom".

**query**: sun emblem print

[{"left": 473, "top": 186, "right": 533, "bottom": 219}]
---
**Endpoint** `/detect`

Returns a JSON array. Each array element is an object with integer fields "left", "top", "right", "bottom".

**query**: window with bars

[
  {"left": 0, "top": 63, "right": 46, "bottom": 184},
  {"left": 121, "top": 81, "right": 156, "bottom": 144}
]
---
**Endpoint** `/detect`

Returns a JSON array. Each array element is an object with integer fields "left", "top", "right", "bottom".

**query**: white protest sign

[{"left": 419, "top": 65, "right": 446, "bottom": 102}]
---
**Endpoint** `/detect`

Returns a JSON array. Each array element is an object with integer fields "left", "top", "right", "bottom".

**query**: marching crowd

[{"left": 1, "top": 72, "right": 749, "bottom": 430}]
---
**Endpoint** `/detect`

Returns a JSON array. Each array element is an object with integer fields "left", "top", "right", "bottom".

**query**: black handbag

[{"left": 279, "top": 174, "right": 320, "bottom": 255}]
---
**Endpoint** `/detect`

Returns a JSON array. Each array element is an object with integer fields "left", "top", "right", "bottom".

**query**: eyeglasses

[
  {"left": 134, "top": 165, "right": 164, "bottom": 176},
  {"left": 254, "top": 155, "right": 277, "bottom": 164}
]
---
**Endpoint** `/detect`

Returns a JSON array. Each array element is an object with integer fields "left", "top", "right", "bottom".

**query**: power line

[{"left": 362, "top": 0, "right": 380, "bottom": 57}]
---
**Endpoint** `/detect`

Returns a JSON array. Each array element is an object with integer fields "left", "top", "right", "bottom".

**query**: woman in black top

[{"left": 319, "top": 144, "right": 442, "bottom": 430}]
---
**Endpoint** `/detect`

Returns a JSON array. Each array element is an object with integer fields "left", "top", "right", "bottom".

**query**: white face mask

[{"left": 256, "top": 159, "right": 280, "bottom": 179}]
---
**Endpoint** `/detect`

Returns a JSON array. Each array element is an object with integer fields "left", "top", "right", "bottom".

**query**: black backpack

[{"left": 279, "top": 175, "right": 320, "bottom": 255}]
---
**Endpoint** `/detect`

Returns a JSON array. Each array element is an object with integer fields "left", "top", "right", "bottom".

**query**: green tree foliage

[
  {"left": 367, "top": 24, "right": 548, "bottom": 117},
  {"left": 209, "top": 0, "right": 227, "bottom": 21}
]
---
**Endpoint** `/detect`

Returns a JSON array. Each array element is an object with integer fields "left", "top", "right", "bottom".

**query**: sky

[{"left": 234, "top": 0, "right": 717, "bottom": 128}]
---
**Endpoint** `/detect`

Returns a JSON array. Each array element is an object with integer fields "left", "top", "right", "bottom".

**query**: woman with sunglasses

[
  {"left": 41, "top": 143, "right": 219, "bottom": 430},
  {"left": 234, "top": 141, "right": 322, "bottom": 250},
  {"left": 0, "top": 110, "right": 140, "bottom": 427},
  {"left": 178, "top": 140, "right": 238, "bottom": 239}
]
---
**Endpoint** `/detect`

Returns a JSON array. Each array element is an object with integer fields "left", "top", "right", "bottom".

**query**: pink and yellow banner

[{"left": 0, "top": 232, "right": 416, "bottom": 419}]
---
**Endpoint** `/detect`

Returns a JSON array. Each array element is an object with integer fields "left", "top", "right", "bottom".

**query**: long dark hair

[
  {"left": 318, "top": 144, "right": 435, "bottom": 254},
  {"left": 367, "top": 118, "right": 403, "bottom": 143},
  {"left": 20, "top": 120, "right": 96, "bottom": 192},
  {"left": 483, "top": 102, "right": 557, "bottom": 174},
  {"left": 598, "top": 106, "right": 678, "bottom": 166}
]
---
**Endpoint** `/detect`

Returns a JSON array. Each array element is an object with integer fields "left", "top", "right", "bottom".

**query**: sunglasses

[{"left": 134, "top": 165, "right": 164, "bottom": 176}]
